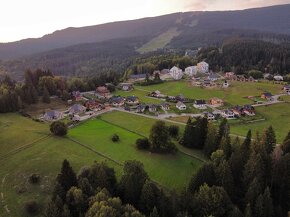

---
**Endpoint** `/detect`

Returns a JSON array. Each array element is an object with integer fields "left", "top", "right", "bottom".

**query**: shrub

[
  {"left": 136, "top": 138, "right": 150, "bottom": 150},
  {"left": 24, "top": 200, "right": 39, "bottom": 215},
  {"left": 112, "top": 134, "right": 120, "bottom": 142},
  {"left": 50, "top": 121, "right": 67, "bottom": 136},
  {"left": 168, "top": 125, "right": 180, "bottom": 138},
  {"left": 29, "top": 174, "right": 41, "bottom": 184}
]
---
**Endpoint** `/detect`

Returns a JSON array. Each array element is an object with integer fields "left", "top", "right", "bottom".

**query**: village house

[
  {"left": 84, "top": 100, "right": 103, "bottom": 111},
  {"left": 169, "top": 66, "right": 183, "bottom": 80},
  {"left": 222, "top": 110, "right": 235, "bottom": 119},
  {"left": 197, "top": 61, "right": 209, "bottom": 73},
  {"left": 236, "top": 75, "right": 246, "bottom": 82},
  {"left": 148, "top": 104, "right": 158, "bottom": 112},
  {"left": 176, "top": 94, "right": 186, "bottom": 102},
  {"left": 69, "top": 104, "right": 86, "bottom": 114},
  {"left": 160, "top": 103, "right": 170, "bottom": 111},
  {"left": 283, "top": 85, "right": 290, "bottom": 94},
  {"left": 247, "top": 76, "right": 255, "bottom": 82},
  {"left": 126, "top": 96, "right": 139, "bottom": 105},
  {"left": 72, "top": 114, "right": 81, "bottom": 122},
  {"left": 176, "top": 101, "right": 187, "bottom": 110},
  {"left": 274, "top": 75, "right": 283, "bottom": 81},
  {"left": 223, "top": 80, "right": 230, "bottom": 88},
  {"left": 150, "top": 90, "right": 165, "bottom": 98},
  {"left": 243, "top": 105, "right": 256, "bottom": 116},
  {"left": 109, "top": 96, "right": 125, "bottom": 107},
  {"left": 208, "top": 72, "right": 218, "bottom": 81},
  {"left": 202, "top": 80, "right": 212, "bottom": 87},
  {"left": 96, "top": 86, "right": 110, "bottom": 98},
  {"left": 261, "top": 92, "right": 273, "bottom": 101},
  {"left": 232, "top": 106, "right": 244, "bottom": 117},
  {"left": 43, "top": 110, "right": 64, "bottom": 121},
  {"left": 208, "top": 97, "right": 224, "bottom": 107},
  {"left": 185, "top": 66, "right": 198, "bottom": 76},
  {"left": 224, "top": 72, "right": 236, "bottom": 80},
  {"left": 203, "top": 112, "right": 215, "bottom": 121},
  {"left": 72, "top": 91, "right": 82, "bottom": 101},
  {"left": 119, "top": 83, "right": 133, "bottom": 91},
  {"left": 136, "top": 104, "right": 146, "bottom": 113},
  {"left": 193, "top": 100, "right": 207, "bottom": 109}
]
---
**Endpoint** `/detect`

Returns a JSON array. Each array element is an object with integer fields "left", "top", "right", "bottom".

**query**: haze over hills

[
  {"left": 1, "top": 4, "right": 290, "bottom": 79},
  {"left": 1, "top": 4, "right": 290, "bottom": 61}
]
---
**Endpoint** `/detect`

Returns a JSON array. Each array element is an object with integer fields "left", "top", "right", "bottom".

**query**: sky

[{"left": 0, "top": 0, "right": 290, "bottom": 43}]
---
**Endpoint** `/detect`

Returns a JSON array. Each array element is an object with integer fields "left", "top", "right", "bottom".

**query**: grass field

[
  {"left": 69, "top": 118, "right": 203, "bottom": 189},
  {"left": 0, "top": 112, "right": 204, "bottom": 217},
  {"left": 135, "top": 80, "right": 283, "bottom": 106},
  {"left": 231, "top": 103, "right": 290, "bottom": 143},
  {"left": 0, "top": 113, "right": 48, "bottom": 153},
  {"left": 137, "top": 28, "right": 181, "bottom": 53}
]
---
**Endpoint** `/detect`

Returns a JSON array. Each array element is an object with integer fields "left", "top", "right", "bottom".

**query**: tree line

[
  {"left": 41, "top": 119, "right": 290, "bottom": 217},
  {"left": 0, "top": 69, "right": 120, "bottom": 113},
  {"left": 197, "top": 40, "right": 290, "bottom": 75}
]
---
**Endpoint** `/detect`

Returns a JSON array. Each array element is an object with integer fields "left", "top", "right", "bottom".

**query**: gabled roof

[
  {"left": 126, "top": 96, "right": 138, "bottom": 101},
  {"left": 176, "top": 101, "right": 186, "bottom": 107},
  {"left": 110, "top": 96, "right": 124, "bottom": 103},
  {"left": 195, "top": 100, "right": 206, "bottom": 105},
  {"left": 262, "top": 92, "right": 273, "bottom": 97},
  {"left": 45, "top": 110, "right": 62, "bottom": 117},
  {"left": 70, "top": 104, "right": 86, "bottom": 112},
  {"left": 130, "top": 74, "right": 146, "bottom": 79}
]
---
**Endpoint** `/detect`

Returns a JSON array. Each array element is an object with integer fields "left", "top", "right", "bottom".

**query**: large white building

[
  {"left": 169, "top": 66, "right": 183, "bottom": 80},
  {"left": 197, "top": 61, "right": 209, "bottom": 73},
  {"left": 185, "top": 66, "right": 198, "bottom": 76}
]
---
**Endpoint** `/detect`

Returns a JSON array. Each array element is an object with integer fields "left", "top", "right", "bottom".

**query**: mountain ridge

[{"left": 1, "top": 4, "right": 290, "bottom": 60}]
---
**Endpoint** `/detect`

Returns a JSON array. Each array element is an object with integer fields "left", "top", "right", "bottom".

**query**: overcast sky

[{"left": 0, "top": 0, "right": 289, "bottom": 43}]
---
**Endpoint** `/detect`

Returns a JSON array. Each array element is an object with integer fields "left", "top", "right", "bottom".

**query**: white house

[
  {"left": 197, "top": 61, "right": 209, "bottom": 73},
  {"left": 203, "top": 112, "right": 215, "bottom": 121},
  {"left": 274, "top": 75, "right": 283, "bottom": 81},
  {"left": 193, "top": 100, "right": 207, "bottom": 109},
  {"left": 43, "top": 110, "right": 64, "bottom": 121},
  {"left": 69, "top": 104, "right": 86, "bottom": 114},
  {"left": 222, "top": 110, "right": 235, "bottom": 119},
  {"left": 176, "top": 101, "right": 187, "bottom": 110},
  {"left": 170, "top": 66, "right": 183, "bottom": 80},
  {"left": 185, "top": 66, "right": 198, "bottom": 76},
  {"left": 208, "top": 73, "right": 218, "bottom": 81}
]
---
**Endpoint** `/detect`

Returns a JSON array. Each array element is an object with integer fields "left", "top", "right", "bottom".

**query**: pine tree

[
  {"left": 193, "top": 117, "right": 208, "bottom": 149},
  {"left": 281, "top": 131, "right": 290, "bottom": 154},
  {"left": 261, "top": 126, "right": 276, "bottom": 154},
  {"left": 203, "top": 123, "right": 218, "bottom": 157},
  {"left": 42, "top": 87, "right": 51, "bottom": 103},
  {"left": 262, "top": 187, "right": 273, "bottom": 217},
  {"left": 228, "top": 206, "right": 243, "bottom": 217},
  {"left": 181, "top": 118, "right": 194, "bottom": 148},
  {"left": 215, "top": 160, "right": 234, "bottom": 198},
  {"left": 220, "top": 135, "right": 232, "bottom": 160},
  {"left": 57, "top": 160, "right": 78, "bottom": 193},
  {"left": 139, "top": 181, "right": 161, "bottom": 215}
]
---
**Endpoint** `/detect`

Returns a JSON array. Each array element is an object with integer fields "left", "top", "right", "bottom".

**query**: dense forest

[
  {"left": 42, "top": 118, "right": 290, "bottom": 217},
  {"left": 197, "top": 40, "right": 290, "bottom": 75}
]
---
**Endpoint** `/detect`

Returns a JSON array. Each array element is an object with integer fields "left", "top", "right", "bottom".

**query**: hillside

[{"left": 1, "top": 4, "right": 290, "bottom": 60}]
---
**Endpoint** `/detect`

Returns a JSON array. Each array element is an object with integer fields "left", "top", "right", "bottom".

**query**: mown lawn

[
  {"left": 69, "top": 117, "right": 204, "bottom": 190},
  {"left": 113, "top": 89, "right": 162, "bottom": 104},
  {"left": 0, "top": 113, "right": 49, "bottom": 154},
  {"left": 231, "top": 103, "right": 290, "bottom": 143}
]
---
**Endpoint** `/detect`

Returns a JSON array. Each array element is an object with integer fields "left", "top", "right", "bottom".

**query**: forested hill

[{"left": 1, "top": 4, "right": 290, "bottom": 60}]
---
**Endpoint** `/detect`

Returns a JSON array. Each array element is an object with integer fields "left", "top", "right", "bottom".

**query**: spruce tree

[
  {"left": 261, "top": 126, "right": 276, "bottom": 154},
  {"left": 57, "top": 160, "right": 78, "bottom": 193},
  {"left": 139, "top": 181, "right": 161, "bottom": 215},
  {"left": 149, "top": 207, "right": 159, "bottom": 217},
  {"left": 203, "top": 123, "right": 218, "bottom": 157},
  {"left": 244, "top": 203, "right": 252, "bottom": 217},
  {"left": 181, "top": 118, "right": 194, "bottom": 148}
]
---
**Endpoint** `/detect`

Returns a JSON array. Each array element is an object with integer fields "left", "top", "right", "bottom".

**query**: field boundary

[
  {"left": 99, "top": 115, "right": 207, "bottom": 162},
  {"left": 0, "top": 134, "right": 51, "bottom": 161},
  {"left": 67, "top": 137, "right": 123, "bottom": 166}
]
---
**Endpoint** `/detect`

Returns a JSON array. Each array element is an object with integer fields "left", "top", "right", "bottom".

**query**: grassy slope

[
  {"left": 231, "top": 103, "right": 290, "bottom": 143},
  {"left": 0, "top": 136, "right": 111, "bottom": 217},
  {"left": 69, "top": 118, "right": 203, "bottom": 190},
  {"left": 137, "top": 80, "right": 283, "bottom": 106},
  {"left": 137, "top": 28, "right": 181, "bottom": 53},
  {"left": 0, "top": 113, "right": 48, "bottom": 153}
]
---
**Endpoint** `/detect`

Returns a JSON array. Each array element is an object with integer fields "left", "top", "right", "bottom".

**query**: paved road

[{"left": 252, "top": 94, "right": 286, "bottom": 107}]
